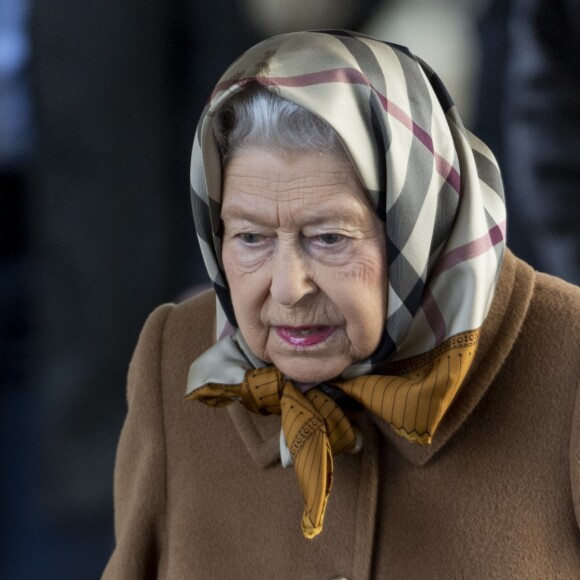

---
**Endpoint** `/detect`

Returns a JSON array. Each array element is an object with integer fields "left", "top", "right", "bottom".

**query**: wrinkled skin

[{"left": 221, "top": 150, "right": 387, "bottom": 384}]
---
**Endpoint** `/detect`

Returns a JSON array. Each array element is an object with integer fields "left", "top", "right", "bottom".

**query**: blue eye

[
  {"left": 318, "top": 233, "right": 343, "bottom": 245},
  {"left": 239, "top": 233, "right": 264, "bottom": 244}
]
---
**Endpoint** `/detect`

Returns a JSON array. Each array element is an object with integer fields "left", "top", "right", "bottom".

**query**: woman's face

[{"left": 221, "top": 150, "right": 387, "bottom": 384}]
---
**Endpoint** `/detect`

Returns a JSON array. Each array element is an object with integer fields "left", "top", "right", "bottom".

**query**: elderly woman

[{"left": 103, "top": 31, "right": 580, "bottom": 578}]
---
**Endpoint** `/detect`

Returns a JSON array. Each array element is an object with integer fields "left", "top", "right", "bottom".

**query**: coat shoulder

[
  {"left": 127, "top": 289, "right": 217, "bottom": 404},
  {"left": 533, "top": 268, "right": 580, "bottom": 316},
  {"left": 503, "top": 250, "right": 580, "bottom": 343},
  {"left": 518, "top": 261, "right": 580, "bottom": 531},
  {"left": 163, "top": 288, "right": 216, "bottom": 353},
  {"left": 156, "top": 289, "right": 218, "bottom": 406},
  {"left": 525, "top": 265, "right": 580, "bottom": 353}
]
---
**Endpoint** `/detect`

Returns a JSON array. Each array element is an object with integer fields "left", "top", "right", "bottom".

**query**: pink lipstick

[{"left": 276, "top": 326, "right": 336, "bottom": 347}]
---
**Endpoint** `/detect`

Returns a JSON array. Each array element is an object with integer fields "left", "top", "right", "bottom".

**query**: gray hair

[{"left": 214, "top": 84, "right": 347, "bottom": 161}]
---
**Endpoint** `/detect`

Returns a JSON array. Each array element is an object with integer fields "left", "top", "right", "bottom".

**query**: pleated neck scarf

[{"left": 187, "top": 30, "right": 506, "bottom": 539}]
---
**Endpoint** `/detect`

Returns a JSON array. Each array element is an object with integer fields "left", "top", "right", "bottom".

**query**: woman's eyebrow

[
  {"left": 222, "top": 205, "right": 367, "bottom": 227},
  {"left": 220, "top": 207, "right": 271, "bottom": 225},
  {"left": 300, "top": 212, "right": 366, "bottom": 227}
]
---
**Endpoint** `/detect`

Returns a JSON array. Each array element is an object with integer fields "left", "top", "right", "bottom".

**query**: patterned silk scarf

[{"left": 187, "top": 30, "right": 506, "bottom": 538}]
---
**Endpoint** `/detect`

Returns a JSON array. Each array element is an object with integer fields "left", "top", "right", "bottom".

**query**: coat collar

[
  {"left": 227, "top": 250, "right": 536, "bottom": 468},
  {"left": 227, "top": 403, "right": 281, "bottom": 467},
  {"left": 378, "top": 250, "right": 535, "bottom": 465}
]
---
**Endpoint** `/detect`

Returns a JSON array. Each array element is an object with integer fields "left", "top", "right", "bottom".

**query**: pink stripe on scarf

[
  {"left": 431, "top": 221, "right": 507, "bottom": 278},
  {"left": 421, "top": 287, "right": 446, "bottom": 343}
]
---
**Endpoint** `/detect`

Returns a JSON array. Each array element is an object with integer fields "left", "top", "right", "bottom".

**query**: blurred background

[{"left": 1, "top": 0, "right": 578, "bottom": 577}]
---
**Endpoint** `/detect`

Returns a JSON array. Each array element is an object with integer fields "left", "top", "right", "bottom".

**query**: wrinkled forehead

[{"left": 220, "top": 149, "right": 377, "bottom": 228}]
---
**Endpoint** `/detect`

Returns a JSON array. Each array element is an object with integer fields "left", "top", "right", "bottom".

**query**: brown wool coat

[{"left": 103, "top": 250, "right": 580, "bottom": 579}]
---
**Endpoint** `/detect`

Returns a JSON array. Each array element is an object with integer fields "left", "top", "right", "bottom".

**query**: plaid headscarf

[{"left": 189, "top": 30, "right": 506, "bottom": 375}]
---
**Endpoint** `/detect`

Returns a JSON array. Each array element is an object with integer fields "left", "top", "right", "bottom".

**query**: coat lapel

[{"left": 227, "top": 403, "right": 281, "bottom": 467}]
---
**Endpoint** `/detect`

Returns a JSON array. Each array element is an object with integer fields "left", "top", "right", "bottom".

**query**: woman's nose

[{"left": 269, "top": 243, "right": 317, "bottom": 307}]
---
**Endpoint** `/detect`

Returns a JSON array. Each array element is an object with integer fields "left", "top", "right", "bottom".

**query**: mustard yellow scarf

[{"left": 187, "top": 329, "right": 478, "bottom": 538}]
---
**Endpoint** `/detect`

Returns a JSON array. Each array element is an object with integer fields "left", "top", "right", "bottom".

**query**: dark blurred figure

[
  {"left": 475, "top": 0, "right": 510, "bottom": 169},
  {"left": 3, "top": 2, "right": 256, "bottom": 578},
  {"left": 0, "top": 0, "right": 33, "bottom": 387},
  {"left": 477, "top": 0, "right": 580, "bottom": 285},
  {"left": 0, "top": 0, "right": 36, "bottom": 576}
]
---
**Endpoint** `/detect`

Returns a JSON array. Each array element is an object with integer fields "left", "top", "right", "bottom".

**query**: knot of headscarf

[
  {"left": 187, "top": 365, "right": 358, "bottom": 538},
  {"left": 186, "top": 328, "right": 480, "bottom": 538}
]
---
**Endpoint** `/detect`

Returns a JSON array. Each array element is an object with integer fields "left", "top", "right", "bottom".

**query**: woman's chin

[{"left": 273, "top": 356, "right": 348, "bottom": 385}]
